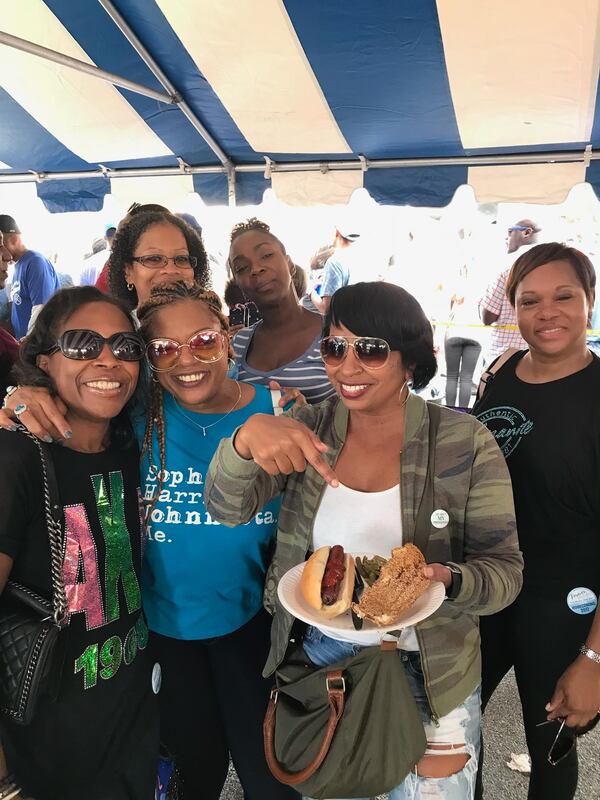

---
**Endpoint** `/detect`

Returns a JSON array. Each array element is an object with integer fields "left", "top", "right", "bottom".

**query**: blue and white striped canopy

[{"left": 2, "top": 0, "right": 600, "bottom": 212}]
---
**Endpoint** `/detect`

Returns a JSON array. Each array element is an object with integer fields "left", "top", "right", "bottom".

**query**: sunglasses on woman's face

[
  {"left": 145, "top": 329, "right": 227, "bottom": 372},
  {"left": 320, "top": 335, "right": 391, "bottom": 369},
  {"left": 46, "top": 329, "right": 145, "bottom": 362}
]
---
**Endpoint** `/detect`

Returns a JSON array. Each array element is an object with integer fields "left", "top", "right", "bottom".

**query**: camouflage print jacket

[{"left": 205, "top": 393, "right": 523, "bottom": 719}]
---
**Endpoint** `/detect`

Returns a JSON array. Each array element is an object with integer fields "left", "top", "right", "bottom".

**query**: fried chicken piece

[{"left": 352, "top": 544, "right": 430, "bottom": 626}]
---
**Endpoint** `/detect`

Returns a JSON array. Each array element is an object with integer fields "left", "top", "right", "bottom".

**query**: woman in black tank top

[{"left": 473, "top": 243, "right": 600, "bottom": 800}]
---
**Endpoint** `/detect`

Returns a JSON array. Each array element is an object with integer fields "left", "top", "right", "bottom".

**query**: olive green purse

[{"left": 263, "top": 404, "right": 443, "bottom": 798}]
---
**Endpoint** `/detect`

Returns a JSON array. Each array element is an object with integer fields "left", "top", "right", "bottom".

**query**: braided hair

[
  {"left": 137, "top": 282, "right": 232, "bottom": 513},
  {"left": 229, "top": 217, "right": 287, "bottom": 253},
  {"left": 109, "top": 211, "right": 211, "bottom": 310}
]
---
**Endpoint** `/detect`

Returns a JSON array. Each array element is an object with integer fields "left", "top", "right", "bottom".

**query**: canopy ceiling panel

[{"left": 0, "top": 0, "right": 600, "bottom": 211}]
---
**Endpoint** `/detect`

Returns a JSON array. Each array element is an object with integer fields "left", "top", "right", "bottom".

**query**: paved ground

[{"left": 220, "top": 670, "right": 600, "bottom": 799}]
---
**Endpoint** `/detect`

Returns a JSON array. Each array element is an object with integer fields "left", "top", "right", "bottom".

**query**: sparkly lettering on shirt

[
  {"left": 63, "top": 504, "right": 105, "bottom": 630},
  {"left": 92, "top": 471, "right": 141, "bottom": 622}
]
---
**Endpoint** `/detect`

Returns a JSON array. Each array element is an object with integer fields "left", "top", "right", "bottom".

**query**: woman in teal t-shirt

[{"left": 136, "top": 282, "right": 297, "bottom": 800}]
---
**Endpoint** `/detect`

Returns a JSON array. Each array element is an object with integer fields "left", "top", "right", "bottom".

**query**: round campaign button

[
  {"left": 431, "top": 509, "right": 450, "bottom": 529},
  {"left": 152, "top": 662, "right": 162, "bottom": 694},
  {"left": 566, "top": 587, "right": 598, "bottom": 615}
]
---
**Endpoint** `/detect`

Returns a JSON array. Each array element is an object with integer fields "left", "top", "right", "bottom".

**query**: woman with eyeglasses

[
  {"left": 473, "top": 243, "right": 600, "bottom": 800},
  {"left": 0, "top": 287, "right": 158, "bottom": 800},
  {"left": 228, "top": 218, "right": 336, "bottom": 404},
  {"left": 108, "top": 209, "right": 210, "bottom": 312},
  {"left": 205, "top": 281, "right": 523, "bottom": 799}
]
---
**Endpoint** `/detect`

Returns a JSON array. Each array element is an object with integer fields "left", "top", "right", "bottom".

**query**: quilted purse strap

[{"left": 16, "top": 427, "right": 68, "bottom": 626}]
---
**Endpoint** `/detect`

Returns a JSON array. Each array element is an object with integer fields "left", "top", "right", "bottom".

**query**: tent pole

[
  {"left": 96, "top": 0, "right": 232, "bottom": 171},
  {"left": 0, "top": 31, "right": 173, "bottom": 105},
  {"left": 0, "top": 148, "right": 595, "bottom": 184}
]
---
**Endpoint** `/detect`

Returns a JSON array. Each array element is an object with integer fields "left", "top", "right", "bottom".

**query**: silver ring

[
  {"left": 2, "top": 385, "right": 18, "bottom": 409},
  {"left": 13, "top": 403, "right": 28, "bottom": 417}
]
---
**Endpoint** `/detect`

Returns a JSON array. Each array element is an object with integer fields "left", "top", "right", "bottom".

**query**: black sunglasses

[
  {"left": 46, "top": 329, "right": 145, "bottom": 362},
  {"left": 537, "top": 714, "right": 600, "bottom": 766}
]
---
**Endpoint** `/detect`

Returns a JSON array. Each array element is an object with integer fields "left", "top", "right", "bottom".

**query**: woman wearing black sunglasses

[
  {"left": 206, "top": 281, "right": 523, "bottom": 799},
  {"left": 0, "top": 287, "right": 158, "bottom": 800}
]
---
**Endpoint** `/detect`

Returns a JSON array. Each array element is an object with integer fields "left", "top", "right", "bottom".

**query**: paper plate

[{"left": 277, "top": 556, "right": 445, "bottom": 643}]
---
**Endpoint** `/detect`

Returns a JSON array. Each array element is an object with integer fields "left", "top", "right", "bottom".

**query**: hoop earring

[
  {"left": 398, "top": 380, "right": 410, "bottom": 408},
  {"left": 151, "top": 374, "right": 160, "bottom": 383},
  {"left": 127, "top": 283, "right": 134, "bottom": 292}
]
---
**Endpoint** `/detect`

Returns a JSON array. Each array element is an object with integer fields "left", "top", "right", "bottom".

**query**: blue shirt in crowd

[
  {"left": 137, "top": 384, "right": 280, "bottom": 640},
  {"left": 10, "top": 250, "right": 60, "bottom": 339}
]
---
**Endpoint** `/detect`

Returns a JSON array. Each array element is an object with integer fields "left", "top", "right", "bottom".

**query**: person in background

[
  {"left": 311, "top": 224, "right": 362, "bottom": 314},
  {"left": 0, "top": 232, "right": 17, "bottom": 398},
  {"left": 95, "top": 204, "right": 169, "bottom": 294},
  {"left": 479, "top": 219, "right": 540, "bottom": 360},
  {"left": 80, "top": 224, "right": 116, "bottom": 287},
  {"left": 0, "top": 214, "right": 60, "bottom": 339},
  {"left": 444, "top": 269, "right": 482, "bottom": 409},
  {"left": 0, "top": 286, "right": 158, "bottom": 800},
  {"left": 473, "top": 243, "right": 600, "bottom": 800},
  {"left": 228, "top": 218, "right": 335, "bottom": 404},
  {"left": 300, "top": 243, "right": 334, "bottom": 313},
  {"left": 108, "top": 209, "right": 209, "bottom": 311}
]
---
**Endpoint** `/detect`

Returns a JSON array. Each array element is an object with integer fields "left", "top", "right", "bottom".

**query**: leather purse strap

[
  {"left": 13, "top": 427, "right": 67, "bottom": 626},
  {"left": 263, "top": 669, "right": 345, "bottom": 785}
]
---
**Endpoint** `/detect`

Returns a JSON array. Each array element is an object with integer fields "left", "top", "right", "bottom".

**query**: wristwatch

[
  {"left": 443, "top": 563, "right": 462, "bottom": 601},
  {"left": 580, "top": 644, "right": 600, "bottom": 664}
]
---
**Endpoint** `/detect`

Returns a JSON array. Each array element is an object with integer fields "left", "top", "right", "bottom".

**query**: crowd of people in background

[{"left": 0, "top": 202, "right": 598, "bottom": 800}]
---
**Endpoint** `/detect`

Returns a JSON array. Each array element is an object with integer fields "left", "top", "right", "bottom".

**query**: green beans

[{"left": 355, "top": 555, "right": 386, "bottom": 586}]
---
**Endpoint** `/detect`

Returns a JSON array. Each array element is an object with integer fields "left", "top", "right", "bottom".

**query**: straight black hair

[{"left": 324, "top": 282, "right": 437, "bottom": 390}]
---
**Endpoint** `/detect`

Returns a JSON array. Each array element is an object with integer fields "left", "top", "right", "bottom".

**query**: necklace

[{"left": 175, "top": 380, "right": 243, "bottom": 437}]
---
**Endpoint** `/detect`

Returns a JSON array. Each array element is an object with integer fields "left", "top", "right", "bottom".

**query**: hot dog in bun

[{"left": 300, "top": 545, "right": 355, "bottom": 618}]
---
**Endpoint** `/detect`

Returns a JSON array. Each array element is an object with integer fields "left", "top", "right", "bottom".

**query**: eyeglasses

[
  {"left": 320, "top": 336, "right": 391, "bottom": 369},
  {"left": 46, "top": 330, "right": 145, "bottom": 362},
  {"left": 507, "top": 225, "right": 530, "bottom": 233},
  {"left": 146, "top": 329, "right": 227, "bottom": 372},
  {"left": 131, "top": 254, "right": 197, "bottom": 270}
]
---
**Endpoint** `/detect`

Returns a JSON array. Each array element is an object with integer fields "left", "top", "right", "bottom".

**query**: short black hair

[
  {"left": 109, "top": 210, "right": 210, "bottom": 309},
  {"left": 506, "top": 242, "right": 596, "bottom": 306},
  {"left": 324, "top": 282, "right": 437, "bottom": 390}
]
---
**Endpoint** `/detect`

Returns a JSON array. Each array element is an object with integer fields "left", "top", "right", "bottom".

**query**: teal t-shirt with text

[{"left": 137, "top": 385, "right": 280, "bottom": 639}]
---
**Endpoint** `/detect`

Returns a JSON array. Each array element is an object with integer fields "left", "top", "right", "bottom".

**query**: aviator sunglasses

[
  {"left": 145, "top": 329, "right": 227, "bottom": 372},
  {"left": 46, "top": 329, "right": 145, "bottom": 361},
  {"left": 320, "top": 335, "right": 391, "bottom": 369}
]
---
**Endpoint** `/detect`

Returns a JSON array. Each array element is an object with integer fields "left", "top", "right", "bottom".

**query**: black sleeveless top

[{"left": 473, "top": 351, "right": 600, "bottom": 599}]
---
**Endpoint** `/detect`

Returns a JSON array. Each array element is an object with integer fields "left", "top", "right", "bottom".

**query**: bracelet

[
  {"left": 1, "top": 385, "right": 18, "bottom": 409},
  {"left": 580, "top": 644, "right": 600, "bottom": 664}
]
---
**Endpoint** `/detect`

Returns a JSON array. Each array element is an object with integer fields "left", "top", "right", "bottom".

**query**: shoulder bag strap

[
  {"left": 475, "top": 347, "right": 518, "bottom": 403},
  {"left": 16, "top": 427, "right": 68, "bottom": 625},
  {"left": 412, "top": 403, "right": 441, "bottom": 554},
  {"left": 263, "top": 670, "right": 345, "bottom": 785}
]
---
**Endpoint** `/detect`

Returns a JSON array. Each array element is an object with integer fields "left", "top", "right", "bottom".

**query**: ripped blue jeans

[{"left": 303, "top": 627, "right": 481, "bottom": 800}]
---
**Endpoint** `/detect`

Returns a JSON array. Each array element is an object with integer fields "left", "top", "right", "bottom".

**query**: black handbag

[{"left": 0, "top": 430, "right": 67, "bottom": 725}]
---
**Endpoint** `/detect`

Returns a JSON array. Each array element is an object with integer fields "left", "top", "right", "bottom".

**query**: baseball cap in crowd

[
  {"left": 0, "top": 215, "right": 20, "bottom": 235},
  {"left": 336, "top": 222, "right": 360, "bottom": 241}
]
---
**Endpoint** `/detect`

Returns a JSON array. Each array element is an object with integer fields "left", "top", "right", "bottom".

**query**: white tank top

[{"left": 312, "top": 482, "right": 418, "bottom": 650}]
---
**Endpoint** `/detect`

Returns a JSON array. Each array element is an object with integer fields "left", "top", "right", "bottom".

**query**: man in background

[
  {"left": 0, "top": 231, "right": 18, "bottom": 398},
  {"left": 479, "top": 219, "right": 540, "bottom": 360},
  {"left": 0, "top": 214, "right": 60, "bottom": 339},
  {"left": 310, "top": 224, "right": 361, "bottom": 314}
]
